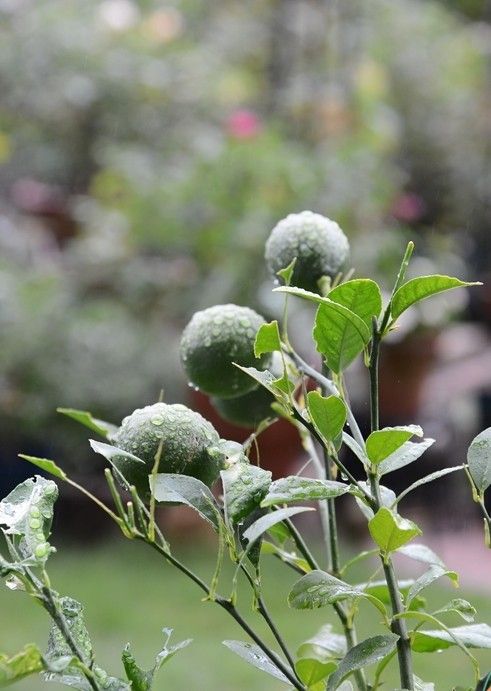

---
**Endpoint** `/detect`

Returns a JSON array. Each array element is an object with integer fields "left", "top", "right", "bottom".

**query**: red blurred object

[
  {"left": 390, "top": 192, "right": 426, "bottom": 224},
  {"left": 190, "top": 390, "right": 302, "bottom": 478},
  {"left": 226, "top": 109, "right": 262, "bottom": 140}
]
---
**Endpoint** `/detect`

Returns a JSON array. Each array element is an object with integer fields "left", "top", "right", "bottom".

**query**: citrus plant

[{"left": 2, "top": 211, "right": 491, "bottom": 691}]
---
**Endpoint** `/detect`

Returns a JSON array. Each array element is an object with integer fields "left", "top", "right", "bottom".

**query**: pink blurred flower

[
  {"left": 391, "top": 192, "right": 426, "bottom": 223},
  {"left": 226, "top": 109, "right": 262, "bottom": 140}
]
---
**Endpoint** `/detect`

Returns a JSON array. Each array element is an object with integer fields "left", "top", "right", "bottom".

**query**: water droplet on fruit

[{"left": 151, "top": 416, "right": 164, "bottom": 426}]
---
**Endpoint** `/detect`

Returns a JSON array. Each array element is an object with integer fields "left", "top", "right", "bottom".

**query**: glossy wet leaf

[
  {"left": 412, "top": 624, "right": 491, "bottom": 652},
  {"left": 151, "top": 474, "right": 219, "bottom": 528},
  {"left": 288, "top": 570, "right": 386, "bottom": 616},
  {"left": 307, "top": 392, "right": 347, "bottom": 446},
  {"left": 261, "top": 476, "right": 350, "bottom": 508},
  {"left": 368, "top": 507, "right": 422, "bottom": 553},
  {"left": 355, "top": 483, "right": 395, "bottom": 521},
  {"left": 295, "top": 657, "right": 337, "bottom": 688},
  {"left": 379, "top": 439, "right": 435, "bottom": 475},
  {"left": 366, "top": 426, "right": 423, "bottom": 465},
  {"left": 407, "top": 565, "right": 458, "bottom": 605},
  {"left": 222, "top": 641, "right": 290, "bottom": 685},
  {"left": 434, "top": 599, "right": 476, "bottom": 624},
  {"left": 397, "top": 543, "right": 445, "bottom": 568},
  {"left": 243, "top": 506, "right": 315, "bottom": 546},
  {"left": 57, "top": 408, "right": 118, "bottom": 438},
  {"left": 297, "top": 624, "right": 347, "bottom": 661},
  {"left": 221, "top": 463, "right": 271, "bottom": 525},
  {"left": 326, "top": 634, "right": 399, "bottom": 690},
  {"left": 467, "top": 428, "right": 491, "bottom": 494},
  {"left": 0, "top": 475, "right": 57, "bottom": 563},
  {"left": 254, "top": 321, "right": 282, "bottom": 357},
  {"left": 18, "top": 455, "right": 67, "bottom": 481},
  {"left": 394, "top": 466, "right": 465, "bottom": 506},
  {"left": 391, "top": 275, "right": 480, "bottom": 321}
]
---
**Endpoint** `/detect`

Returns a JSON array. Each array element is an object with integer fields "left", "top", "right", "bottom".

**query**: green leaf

[
  {"left": 261, "top": 541, "right": 310, "bottom": 573},
  {"left": 394, "top": 466, "right": 465, "bottom": 506},
  {"left": 0, "top": 475, "right": 57, "bottom": 563},
  {"left": 379, "top": 439, "right": 435, "bottom": 476},
  {"left": 354, "top": 482, "right": 395, "bottom": 521},
  {"left": 221, "top": 464, "right": 271, "bottom": 526},
  {"left": 412, "top": 624, "right": 491, "bottom": 653},
  {"left": 0, "top": 644, "right": 44, "bottom": 685},
  {"left": 222, "top": 641, "right": 290, "bottom": 685},
  {"left": 342, "top": 433, "right": 368, "bottom": 466},
  {"left": 234, "top": 365, "right": 291, "bottom": 404},
  {"left": 261, "top": 476, "right": 350, "bottom": 508},
  {"left": 434, "top": 599, "right": 476, "bottom": 624},
  {"left": 274, "top": 286, "right": 371, "bottom": 373},
  {"left": 407, "top": 566, "right": 458, "bottom": 605},
  {"left": 307, "top": 392, "right": 347, "bottom": 445},
  {"left": 314, "top": 304, "right": 370, "bottom": 374},
  {"left": 18, "top": 455, "right": 67, "bottom": 481},
  {"left": 122, "top": 628, "right": 192, "bottom": 691},
  {"left": 326, "top": 635, "right": 399, "bottom": 690},
  {"left": 366, "top": 426, "right": 423, "bottom": 465},
  {"left": 151, "top": 474, "right": 220, "bottom": 529},
  {"left": 329, "top": 279, "right": 382, "bottom": 326},
  {"left": 295, "top": 658, "right": 337, "bottom": 688},
  {"left": 391, "top": 275, "right": 480, "bottom": 321},
  {"left": 57, "top": 408, "right": 118, "bottom": 438},
  {"left": 297, "top": 624, "right": 347, "bottom": 661},
  {"left": 243, "top": 507, "right": 315, "bottom": 546},
  {"left": 89, "top": 439, "right": 145, "bottom": 490},
  {"left": 277, "top": 258, "right": 297, "bottom": 285},
  {"left": 288, "top": 570, "right": 386, "bottom": 616},
  {"left": 467, "top": 428, "right": 491, "bottom": 495},
  {"left": 254, "top": 321, "right": 282, "bottom": 358},
  {"left": 368, "top": 507, "right": 421, "bottom": 554}
]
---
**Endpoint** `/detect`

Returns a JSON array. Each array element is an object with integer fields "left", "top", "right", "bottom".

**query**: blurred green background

[{"left": 1, "top": 0, "right": 491, "bottom": 687}]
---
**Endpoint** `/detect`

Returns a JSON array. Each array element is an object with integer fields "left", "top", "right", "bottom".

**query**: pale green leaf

[
  {"left": 368, "top": 507, "right": 421, "bottom": 553},
  {"left": 222, "top": 641, "right": 290, "bottom": 685},
  {"left": 0, "top": 644, "right": 44, "bottom": 685},
  {"left": 394, "top": 466, "right": 465, "bottom": 506},
  {"left": 254, "top": 321, "right": 282, "bottom": 358},
  {"left": 297, "top": 625, "right": 347, "bottom": 662},
  {"left": 397, "top": 544, "right": 445, "bottom": 568},
  {"left": 366, "top": 426, "right": 423, "bottom": 465},
  {"left": 467, "top": 428, "right": 491, "bottom": 494},
  {"left": 379, "top": 439, "right": 435, "bottom": 476},
  {"left": 391, "top": 275, "right": 480, "bottom": 321},
  {"left": 412, "top": 624, "right": 491, "bottom": 652},
  {"left": 407, "top": 566, "right": 458, "bottom": 605},
  {"left": 261, "top": 476, "right": 350, "bottom": 508},
  {"left": 243, "top": 507, "right": 315, "bottom": 546},
  {"left": 57, "top": 408, "right": 118, "bottom": 438},
  {"left": 18, "top": 455, "right": 67, "bottom": 481},
  {"left": 307, "top": 392, "right": 347, "bottom": 445},
  {"left": 151, "top": 474, "right": 219, "bottom": 529}
]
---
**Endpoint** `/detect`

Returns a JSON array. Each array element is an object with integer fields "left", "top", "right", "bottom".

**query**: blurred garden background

[{"left": 1, "top": 0, "right": 491, "bottom": 687}]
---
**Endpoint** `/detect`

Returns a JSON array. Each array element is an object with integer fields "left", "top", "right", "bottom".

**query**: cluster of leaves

[{"left": 3, "top": 248, "right": 490, "bottom": 690}]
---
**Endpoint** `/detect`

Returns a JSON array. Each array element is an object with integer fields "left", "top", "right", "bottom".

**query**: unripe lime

[
  {"left": 211, "top": 353, "right": 283, "bottom": 428},
  {"left": 111, "top": 402, "right": 221, "bottom": 498},
  {"left": 180, "top": 304, "right": 271, "bottom": 398},
  {"left": 265, "top": 210, "right": 350, "bottom": 292}
]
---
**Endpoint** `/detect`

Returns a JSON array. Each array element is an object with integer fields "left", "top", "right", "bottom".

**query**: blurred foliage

[{"left": 0, "top": 0, "right": 489, "bottom": 464}]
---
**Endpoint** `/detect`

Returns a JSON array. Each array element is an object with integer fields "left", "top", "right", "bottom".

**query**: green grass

[{"left": 1, "top": 537, "right": 490, "bottom": 690}]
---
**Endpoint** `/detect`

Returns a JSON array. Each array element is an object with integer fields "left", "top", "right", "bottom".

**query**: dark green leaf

[
  {"left": 368, "top": 507, "right": 421, "bottom": 553},
  {"left": 57, "top": 408, "right": 118, "bottom": 438},
  {"left": 243, "top": 507, "right": 315, "bottom": 546},
  {"left": 391, "top": 275, "right": 480, "bottom": 321},
  {"left": 407, "top": 566, "right": 458, "bottom": 605},
  {"left": 307, "top": 392, "right": 347, "bottom": 444},
  {"left": 254, "top": 321, "right": 282, "bottom": 358},
  {"left": 326, "top": 635, "right": 399, "bottom": 690},
  {"left": 329, "top": 279, "right": 382, "bottom": 326},
  {"left": 366, "top": 426, "right": 423, "bottom": 465},
  {"left": 412, "top": 624, "right": 491, "bottom": 652},
  {"left": 467, "top": 428, "right": 491, "bottom": 494},
  {"left": 221, "top": 464, "right": 271, "bottom": 526},
  {"left": 261, "top": 476, "right": 350, "bottom": 508},
  {"left": 0, "top": 644, "right": 44, "bottom": 685},
  {"left": 151, "top": 474, "right": 220, "bottom": 528},
  {"left": 288, "top": 570, "right": 386, "bottom": 616},
  {"left": 379, "top": 439, "right": 435, "bottom": 476},
  {"left": 0, "top": 476, "right": 57, "bottom": 563},
  {"left": 222, "top": 641, "right": 290, "bottom": 685},
  {"left": 18, "top": 455, "right": 67, "bottom": 481}
]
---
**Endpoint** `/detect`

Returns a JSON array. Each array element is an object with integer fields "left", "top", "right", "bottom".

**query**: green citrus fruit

[
  {"left": 211, "top": 353, "right": 283, "bottom": 428},
  {"left": 265, "top": 210, "right": 350, "bottom": 292},
  {"left": 110, "top": 402, "right": 221, "bottom": 498},
  {"left": 180, "top": 304, "right": 271, "bottom": 398}
]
